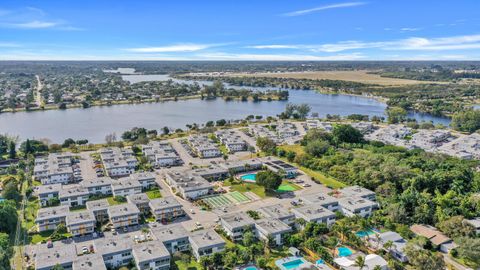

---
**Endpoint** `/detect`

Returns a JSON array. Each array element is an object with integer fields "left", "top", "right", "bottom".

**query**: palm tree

[
  {"left": 333, "top": 221, "right": 350, "bottom": 243},
  {"left": 354, "top": 255, "right": 366, "bottom": 270}
]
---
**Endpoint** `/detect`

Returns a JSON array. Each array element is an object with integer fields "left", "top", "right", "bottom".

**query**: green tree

[
  {"left": 354, "top": 256, "right": 366, "bottom": 270},
  {"left": 0, "top": 201, "right": 18, "bottom": 234},
  {"left": 305, "top": 140, "right": 330, "bottom": 157},
  {"left": 52, "top": 264, "right": 65, "bottom": 270},
  {"left": 451, "top": 110, "right": 480, "bottom": 133},
  {"left": 256, "top": 137, "right": 277, "bottom": 154},
  {"left": 332, "top": 124, "right": 363, "bottom": 144},
  {"left": 2, "top": 181, "right": 20, "bottom": 201},
  {"left": 404, "top": 243, "right": 445, "bottom": 270},
  {"left": 457, "top": 237, "right": 480, "bottom": 265},
  {"left": 8, "top": 141, "right": 16, "bottom": 159},
  {"left": 256, "top": 170, "right": 283, "bottom": 192},
  {"left": 387, "top": 106, "right": 407, "bottom": 124}
]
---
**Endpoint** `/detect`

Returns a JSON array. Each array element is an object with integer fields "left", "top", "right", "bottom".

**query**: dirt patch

[{"left": 221, "top": 70, "right": 446, "bottom": 86}]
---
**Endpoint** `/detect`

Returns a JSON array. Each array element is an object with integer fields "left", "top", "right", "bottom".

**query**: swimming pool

[
  {"left": 244, "top": 267, "right": 258, "bottom": 270},
  {"left": 355, "top": 229, "right": 376, "bottom": 237},
  {"left": 240, "top": 173, "right": 257, "bottom": 182},
  {"left": 282, "top": 259, "right": 305, "bottom": 269},
  {"left": 337, "top": 246, "right": 354, "bottom": 257}
]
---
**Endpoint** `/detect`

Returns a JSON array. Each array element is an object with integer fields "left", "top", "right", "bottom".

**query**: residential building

[
  {"left": 142, "top": 141, "right": 182, "bottom": 167},
  {"left": 150, "top": 224, "right": 190, "bottom": 253},
  {"left": 132, "top": 241, "right": 170, "bottom": 270},
  {"left": 59, "top": 184, "right": 89, "bottom": 207},
  {"left": 35, "top": 205, "right": 69, "bottom": 232},
  {"left": 73, "top": 254, "right": 107, "bottom": 270},
  {"left": 34, "top": 183, "right": 62, "bottom": 207},
  {"left": 66, "top": 210, "right": 96, "bottom": 236},
  {"left": 261, "top": 157, "right": 298, "bottom": 178},
  {"left": 254, "top": 218, "right": 292, "bottom": 246},
  {"left": 149, "top": 197, "right": 185, "bottom": 221},
  {"left": 339, "top": 185, "right": 376, "bottom": 201},
  {"left": 164, "top": 170, "right": 213, "bottom": 200},
  {"left": 410, "top": 224, "right": 458, "bottom": 253},
  {"left": 464, "top": 217, "right": 480, "bottom": 235},
  {"left": 258, "top": 204, "right": 296, "bottom": 226},
  {"left": 291, "top": 205, "right": 336, "bottom": 226},
  {"left": 220, "top": 212, "right": 255, "bottom": 241},
  {"left": 187, "top": 135, "right": 221, "bottom": 158},
  {"left": 126, "top": 193, "right": 151, "bottom": 214},
  {"left": 221, "top": 158, "right": 263, "bottom": 174},
  {"left": 369, "top": 231, "right": 408, "bottom": 262},
  {"left": 100, "top": 147, "right": 137, "bottom": 177},
  {"left": 111, "top": 177, "right": 142, "bottom": 197},
  {"left": 189, "top": 229, "right": 226, "bottom": 260},
  {"left": 81, "top": 177, "right": 113, "bottom": 196},
  {"left": 130, "top": 172, "right": 157, "bottom": 190},
  {"left": 108, "top": 203, "right": 141, "bottom": 229},
  {"left": 301, "top": 193, "right": 339, "bottom": 211},
  {"left": 33, "top": 153, "right": 74, "bottom": 185},
  {"left": 338, "top": 197, "right": 377, "bottom": 218},
  {"left": 215, "top": 130, "right": 247, "bottom": 153},
  {"left": 86, "top": 199, "right": 110, "bottom": 223}
]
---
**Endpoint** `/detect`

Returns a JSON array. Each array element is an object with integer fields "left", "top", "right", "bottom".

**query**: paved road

[
  {"left": 34, "top": 75, "right": 43, "bottom": 107},
  {"left": 443, "top": 254, "right": 473, "bottom": 270},
  {"left": 78, "top": 151, "right": 99, "bottom": 180}
]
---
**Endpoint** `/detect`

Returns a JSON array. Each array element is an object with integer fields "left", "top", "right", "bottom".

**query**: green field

[
  {"left": 146, "top": 189, "right": 162, "bottom": 199},
  {"left": 277, "top": 184, "right": 297, "bottom": 192}
]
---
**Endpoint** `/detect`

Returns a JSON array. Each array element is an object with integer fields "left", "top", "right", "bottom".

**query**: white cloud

[
  {"left": 282, "top": 2, "right": 366, "bottom": 17},
  {"left": 400, "top": 27, "right": 421, "bottom": 32},
  {"left": 246, "top": 45, "right": 301, "bottom": 49},
  {"left": 248, "top": 34, "right": 480, "bottom": 53},
  {"left": 196, "top": 52, "right": 365, "bottom": 61},
  {"left": 125, "top": 44, "right": 216, "bottom": 53},
  {"left": 0, "top": 7, "right": 79, "bottom": 30},
  {"left": 1, "top": 20, "right": 59, "bottom": 29}
]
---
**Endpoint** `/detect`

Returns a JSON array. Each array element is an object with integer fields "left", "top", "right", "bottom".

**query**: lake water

[{"left": 0, "top": 74, "right": 451, "bottom": 143}]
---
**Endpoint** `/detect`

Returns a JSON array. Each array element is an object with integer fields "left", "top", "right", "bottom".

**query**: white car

[{"left": 190, "top": 209, "right": 195, "bottom": 214}]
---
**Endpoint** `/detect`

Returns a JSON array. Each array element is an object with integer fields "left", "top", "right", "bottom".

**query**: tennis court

[
  {"left": 226, "top": 191, "right": 250, "bottom": 203},
  {"left": 202, "top": 191, "right": 250, "bottom": 208}
]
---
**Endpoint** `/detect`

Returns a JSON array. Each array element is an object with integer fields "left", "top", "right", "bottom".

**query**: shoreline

[{"left": 0, "top": 94, "right": 286, "bottom": 115}]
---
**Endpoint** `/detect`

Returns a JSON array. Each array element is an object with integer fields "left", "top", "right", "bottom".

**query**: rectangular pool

[{"left": 282, "top": 259, "right": 305, "bottom": 269}]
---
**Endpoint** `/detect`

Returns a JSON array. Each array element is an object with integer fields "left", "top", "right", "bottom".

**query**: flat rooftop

[
  {"left": 107, "top": 203, "right": 140, "bottom": 218},
  {"left": 220, "top": 212, "right": 255, "bottom": 229},
  {"left": 189, "top": 229, "right": 225, "bottom": 250},
  {"left": 255, "top": 218, "right": 292, "bottom": 235},
  {"left": 149, "top": 196, "right": 182, "bottom": 211},
  {"left": 133, "top": 241, "right": 170, "bottom": 263},
  {"left": 86, "top": 199, "right": 109, "bottom": 212}
]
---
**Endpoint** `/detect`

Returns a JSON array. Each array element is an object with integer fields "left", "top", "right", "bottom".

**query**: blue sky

[{"left": 0, "top": 0, "right": 479, "bottom": 60}]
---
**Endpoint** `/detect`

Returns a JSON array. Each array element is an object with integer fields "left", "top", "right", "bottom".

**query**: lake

[{"left": 0, "top": 74, "right": 451, "bottom": 143}]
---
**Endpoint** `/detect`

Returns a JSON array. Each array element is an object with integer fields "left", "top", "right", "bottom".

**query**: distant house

[
  {"left": 464, "top": 217, "right": 480, "bottom": 235},
  {"left": 410, "top": 224, "right": 458, "bottom": 253},
  {"left": 369, "top": 231, "right": 408, "bottom": 262}
]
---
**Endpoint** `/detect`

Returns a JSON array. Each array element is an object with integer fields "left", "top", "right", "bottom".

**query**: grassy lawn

[
  {"left": 279, "top": 144, "right": 305, "bottom": 155},
  {"left": 30, "top": 230, "right": 53, "bottom": 244},
  {"left": 146, "top": 189, "right": 162, "bottom": 199},
  {"left": 298, "top": 166, "right": 346, "bottom": 189},
  {"left": 174, "top": 258, "right": 203, "bottom": 270},
  {"left": 23, "top": 198, "right": 39, "bottom": 232},
  {"left": 228, "top": 182, "right": 266, "bottom": 198},
  {"left": 278, "top": 145, "right": 346, "bottom": 189},
  {"left": 107, "top": 196, "right": 127, "bottom": 205}
]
